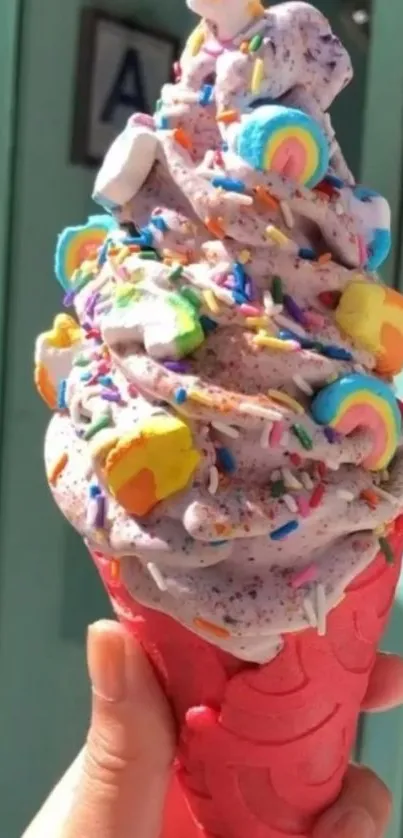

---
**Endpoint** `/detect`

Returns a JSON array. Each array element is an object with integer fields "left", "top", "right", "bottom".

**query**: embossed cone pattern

[{"left": 91, "top": 516, "right": 403, "bottom": 838}]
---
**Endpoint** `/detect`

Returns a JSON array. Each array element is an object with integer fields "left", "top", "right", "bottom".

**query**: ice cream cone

[{"left": 89, "top": 514, "right": 403, "bottom": 838}]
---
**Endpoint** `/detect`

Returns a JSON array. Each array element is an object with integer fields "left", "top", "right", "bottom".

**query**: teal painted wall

[
  {"left": 0, "top": 1, "right": 400, "bottom": 837},
  {"left": 0, "top": 3, "right": 194, "bottom": 836}
]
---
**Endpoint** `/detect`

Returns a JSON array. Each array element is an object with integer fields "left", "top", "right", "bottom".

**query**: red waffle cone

[{"left": 90, "top": 516, "right": 403, "bottom": 838}]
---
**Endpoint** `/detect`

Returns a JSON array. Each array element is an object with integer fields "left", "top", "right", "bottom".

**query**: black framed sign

[{"left": 71, "top": 9, "right": 179, "bottom": 167}]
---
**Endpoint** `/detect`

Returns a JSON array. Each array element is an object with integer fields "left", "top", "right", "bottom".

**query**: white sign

[{"left": 72, "top": 11, "right": 178, "bottom": 166}]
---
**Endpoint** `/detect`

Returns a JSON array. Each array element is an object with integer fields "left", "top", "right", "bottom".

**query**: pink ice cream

[{"left": 37, "top": 1, "right": 403, "bottom": 667}]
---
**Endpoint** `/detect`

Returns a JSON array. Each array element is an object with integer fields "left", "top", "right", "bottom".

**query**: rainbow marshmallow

[
  {"left": 311, "top": 373, "right": 401, "bottom": 471},
  {"left": 55, "top": 215, "right": 117, "bottom": 290},
  {"left": 101, "top": 288, "right": 205, "bottom": 360},
  {"left": 335, "top": 280, "right": 403, "bottom": 377},
  {"left": 341, "top": 186, "right": 392, "bottom": 271},
  {"left": 231, "top": 105, "right": 330, "bottom": 188},
  {"left": 104, "top": 414, "right": 201, "bottom": 516}
]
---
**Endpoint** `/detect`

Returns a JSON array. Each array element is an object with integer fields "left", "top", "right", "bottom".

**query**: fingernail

[
  {"left": 87, "top": 621, "right": 127, "bottom": 702},
  {"left": 327, "top": 808, "right": 376, "bottom": 838}
]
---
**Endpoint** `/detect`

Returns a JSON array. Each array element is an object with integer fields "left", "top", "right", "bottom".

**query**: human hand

[{"left": 23, "top": 621, "right": 403, "bottom": 838}]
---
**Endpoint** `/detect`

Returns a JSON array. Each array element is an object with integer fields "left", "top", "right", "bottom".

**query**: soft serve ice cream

[{"left": 36, "top": 1, "right": 403, "bottom": 666}]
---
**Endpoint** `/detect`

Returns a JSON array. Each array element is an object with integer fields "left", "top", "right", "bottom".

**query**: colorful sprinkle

[
  {"left": 282, "top": 467, "right": 303, "bottom": 490},
  {"left": 216, "top": 109, "right": 240, "bottom": 124},
  {"left": 283, "top": 493, "right": 298, "bottom": 513},
  {"left": 147, "top": 562, "right": 167, "bottom": 591},
  {"left": 240, "top": 303, "right": 263, "bottom": 317},
  {"left": 292, "top": 423, "right": 314, "bottom": 450},
  {"left": 265, "top": 226, "right": 291, "bottom": 246},
  {"left": 300, "top": 471, "right": 314, "bottom": 490},
  {"left": 269, "top": 389, "right": 305, "bottom": 414},
  {"left": 337, "top": 489, "right": 355, "bottom": 501},
  {"left": 200, "top": 314, "right": 218, "bottom": 334},
  {"left": 199, "top": 84, "right": 214, "bottom": 106},
  {"left": 316, "top": 462, "right": 327, "bottom": 480},
  {"left": 309, "top": 483, "right": 325, "bottom": 508},
  {"left": 212, "top": 421, "right": 240, "bottom": 439},
  {"left": 169, "top": 265, "right": 184, "bottom": 282},
  {"left": 254, "top": 335, "right": 299, "bottom": 351},
  {"left": 151, "top": 215, "right": 169, "bottom": 233},
  {"left": 320, "top": 344, "right": 353, "bottom": 361},
  {"left": 189, "top": 389, "right": 214, "bottom": 407},
  {"left": 63, "top": 290, "right": 76, "bottom": 307},
  {"left": 101, "top": 390, "right": 121, "bottom": 403},
  {"left": 208, "top": 466, "right": 220, "bottom": 494},
  {"left": 212, "top": 176, "right": 246, "bottom": 193},
  {"left": 57, "top": 380, "right": 67, "bottom": 410},
  {"left": 379, "top": 536, "right": 395, "bottom": 564},
  {"left": 270, "top": 520, "right": 299, "bottom": 540},
  {"left": 324, "top": 426, "right": 339, "bottom": 444},
  {"left": 216, "top": 447, "right": 237, "bottom": 474},
  {"left": 318, "top": 252, "right": 332, "bottom": 265},
  {"left": 95, "top": 493, "right": 106, "bottom": 528},
  {"left": 269, "top": 421, "right": 285, "bottom": 446},
  {"left": 319, "top": 294, "right": 340, "bottom": 315},
  {"left": 283, "top": 294, "right": 307, "bottom": 326},
  {"left": 174, "top": 387, "right": 188, "bottom": 405},
  {"left": 280, "top": 201, "right": 294, "bottom": 229},
  {"left": 299, "top": 247, "right": 317, "bottom": 260},
  {"left": 83, "top": 413, "right": 111, "bottom": 441},
  {"left": 260, "top": 421, "right": 272, "bottom": 448},
  {"left": 293, "top": 375, "right": 314, "bottom": 396},
  {"left": 173, "top": 127, "right": 193, "bottom": 151},
  {"left": 272, "top": 276, "right": 284, "bottom": 305},
  {"left": 249, "top": 33, "right": 263, "bottom": 52},
  {"left": 270, "top": 479, "right": 286, "bottom": 498},
  {"left": 253, "top": 186, "right": 279, "bottom": 210},
  {"left": 289, "top": 453, "right": 302, "bottom": 467},
  {"left": 250, "top": 58, "right": 265, "bottom": 94},
  {"left": 110, "top": 559, "right": 120, "bottom": 581},
  {"left": 203, "top": 288, "right": 220, "bottom": 314},
  {"left": 360, "top": 488, "right": 380, "bottom": 509},
  {"left": 233, "top": 262, "right": 247, "bottom": 291},
  {"left": 193, "top": 617, "right": 231, "bottom": 639},
  {"left": 290, "top": 564, "right": 318, "bottom": 589},
  {"left": 138, "top": 251, "right": 160, "bottom": 261},
  {"left": 205, "top": 216, "right": 226, "bottom": 239},
  {"left": 239, "top": 249, "right": 252, "bottom": 264},
  {"left": 246, "top": 316, "right": 269, "bottom": 329},
  {"left": 48, "top": 452, "right": 68, "bottom": 486},
  {"left": 164, "top": 361, "right": 190, "bottom": 373},
  {"left": 296, "top": 495, "right": 311, "bottom": 518},
  {"left": 240, "top": 402, "right": 282, "bottom": 420}
]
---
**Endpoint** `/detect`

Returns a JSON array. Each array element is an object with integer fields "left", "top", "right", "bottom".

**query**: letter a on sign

[{"left": 101, "top": 47, "right": 146, "bottom": 124}]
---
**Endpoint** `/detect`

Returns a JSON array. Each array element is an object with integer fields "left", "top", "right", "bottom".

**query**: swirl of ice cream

[
  {"left": 38, "top": 2, "right": 403, "bottom": 664},
  {"left": 180, "top": 0, "right": 354, "bottom": 182}
]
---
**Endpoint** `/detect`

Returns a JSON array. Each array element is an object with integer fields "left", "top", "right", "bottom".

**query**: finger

[
  {"left": 313, "top": 764, "right": 391, "bottom": 838},
  {"left": 62, "top": 620, "right": 175, "bottom": 838},
  {"left": 363, "top": 653, "right": 403, "bottom": 711}
]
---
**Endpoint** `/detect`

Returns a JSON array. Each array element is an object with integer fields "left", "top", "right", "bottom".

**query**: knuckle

[{"left": 85, "top": 725, "right": 139, "bottom": 787}]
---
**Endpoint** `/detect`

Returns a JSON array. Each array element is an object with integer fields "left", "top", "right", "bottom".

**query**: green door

[{"left": 0, "top": 2, "right": 402, "bottom": 837}]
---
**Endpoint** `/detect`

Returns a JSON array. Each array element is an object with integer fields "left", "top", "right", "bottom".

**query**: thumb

[{"left": 62, "top": 620, "right": 175, "bottom": 838}]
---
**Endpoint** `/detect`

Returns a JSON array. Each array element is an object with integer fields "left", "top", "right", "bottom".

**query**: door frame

[
  {"left": 0, "top": 0, "right": 22, "bottom": 464},
  {"left": 357, "top": 3, "right": 403, "bottom": 835}
]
